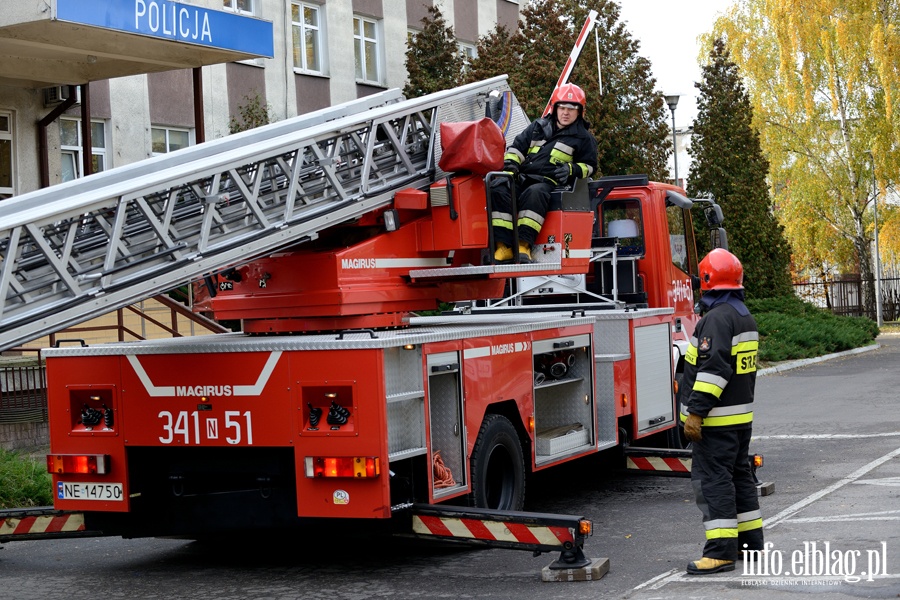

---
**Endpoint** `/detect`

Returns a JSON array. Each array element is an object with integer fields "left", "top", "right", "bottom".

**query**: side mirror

[
  {"left": 691, "top": 274, "right": 701, "bottom": 291},
  {"left": 710, "top": 227, "right": 728, "bottom": 250},
  {"left": 704, "top": 204, "right": 725, "bottom": 227}
]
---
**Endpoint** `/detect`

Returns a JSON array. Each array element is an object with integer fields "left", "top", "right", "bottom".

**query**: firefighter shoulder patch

[{"left": 698, "top": 337, "right": 711, "bottom": 352}]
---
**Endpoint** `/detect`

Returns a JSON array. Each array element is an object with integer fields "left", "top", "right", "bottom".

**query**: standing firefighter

[
  {"left": 681, "top": 248, "right": 764, "bottom": 574},
  {"left": 491, "top": 83, "right": 598, "bottom": 263}
]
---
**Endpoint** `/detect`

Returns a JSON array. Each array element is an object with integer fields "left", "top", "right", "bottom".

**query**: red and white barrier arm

[{"left": 542, "top": 9, "right": 600, "bottom": 118}]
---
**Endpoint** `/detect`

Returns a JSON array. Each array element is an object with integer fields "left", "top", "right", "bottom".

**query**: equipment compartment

[
  {"left": 427, "top": 351, "right": 467, "bottom": 498},
  {"left": 532, "top": 334, "right": 594, "bottom": 464},
  {"left": 385, "top": 346, "right": 427, "bottom": 460}
]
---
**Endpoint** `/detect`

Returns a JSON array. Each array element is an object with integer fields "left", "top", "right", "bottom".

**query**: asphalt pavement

[
  {"left": 1, "top": 336, "right": 897, "bottom": 600},
  {"left": 625, "top": 334, "right": 900, "bottom": 599}
]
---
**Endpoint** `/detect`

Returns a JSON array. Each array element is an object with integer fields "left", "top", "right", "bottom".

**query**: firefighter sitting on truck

[
  {"left": 681, "top": 248, "right": 764, "bottom": 575},
  {"left": 491, "top": 83, "right": 598, "bottom": 263}
]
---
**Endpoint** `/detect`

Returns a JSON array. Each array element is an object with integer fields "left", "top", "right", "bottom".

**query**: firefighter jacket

[
  {"left": 503, "top": 116, "right": 598, "bottom": 186},
  {"left": 681, "top": 294, "right": 759, "bottom": 430}
]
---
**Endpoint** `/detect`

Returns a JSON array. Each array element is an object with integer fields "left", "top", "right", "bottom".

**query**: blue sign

[{"left": 56, "top": 0, "right": 274, "bottom": 58}]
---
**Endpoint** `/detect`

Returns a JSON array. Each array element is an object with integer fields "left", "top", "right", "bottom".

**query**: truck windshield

[{"left": 601, "top": 199, "right": 643, "bottom": 257}]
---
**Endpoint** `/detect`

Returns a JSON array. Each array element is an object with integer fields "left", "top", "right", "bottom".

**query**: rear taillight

[
  {"left": 46, "top": 454, "right": 109, "bottom": 475},
  {"left": 304, "top": 456, "right": 380, "bottom": 478}
]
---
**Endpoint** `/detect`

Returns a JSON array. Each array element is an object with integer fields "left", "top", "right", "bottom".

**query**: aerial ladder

[{"left": 0, "top": 75, "right": 529, "bottom": 352}]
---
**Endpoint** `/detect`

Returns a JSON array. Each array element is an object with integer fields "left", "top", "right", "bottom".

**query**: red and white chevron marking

[
  {"left": 0, "top": 513, "right": 85, "bottom": 537},
  {"left": 626, "top": 456, "right": 691, "bottom": 473},
  {"left": 412, "top": 515, "right": 574, "bottom": 547}
]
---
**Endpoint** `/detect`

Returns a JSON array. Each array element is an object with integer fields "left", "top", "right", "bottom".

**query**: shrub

[
  {"left": 747, "top": 296, "right": 879, "bottom": 362},
  {"left": 0, "top": 449, "right": 53, "bottom": 509}
]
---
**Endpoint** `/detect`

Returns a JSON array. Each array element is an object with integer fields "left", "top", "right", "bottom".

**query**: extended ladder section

[{"left": 0, "top": 75, "right": 525, "bottom": 351}]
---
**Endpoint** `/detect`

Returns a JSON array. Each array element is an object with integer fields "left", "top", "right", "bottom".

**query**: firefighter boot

[
  {"left": 494, "top": 242, "right": 513, "bottom": 263},
  {"left": 517, "top": 242, "right": 533, "bottom": 264},
  {"left": 686, "top": 557, "right": 735, "bottom": 575}
]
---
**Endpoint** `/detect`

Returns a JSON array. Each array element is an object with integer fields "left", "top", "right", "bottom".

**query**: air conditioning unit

[{"left": 43, "top": 85, "right": 80, "bottom": 107}]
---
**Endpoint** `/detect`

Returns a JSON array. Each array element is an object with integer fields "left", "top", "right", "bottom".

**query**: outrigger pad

[
  {"left": 542, "top": 557, "right": 610, "bottom": 582},
  {"left": 757, "top": 481, "right": 775, "bottom": 496}
]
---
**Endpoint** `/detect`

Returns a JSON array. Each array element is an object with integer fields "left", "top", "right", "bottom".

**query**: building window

[
  {"left": 151, "top": 126, "right": 192, "bottom": 156},
  {"left": 60, "top": 118, "right": 107, "bottom": 182},
  {"left": 0, "top": 111, "right": 13, "bottom": 199},
  {"left": 458, "top": 42, "right": 477, "bottom": 70},
  {"left": 353, "top": 15, "right": 382, "bottom": 85},
  {"left": 223, "top": 0, "right": 254, "bottom": 15},
  {"left": 292, "top": 2, "right": 324, "bottom": 74}
]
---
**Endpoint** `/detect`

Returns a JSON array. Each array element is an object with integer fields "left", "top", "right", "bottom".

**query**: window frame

[
  {"left": 600, "top": 198, "right": 645, "bottom": 257},
  {"left": 458, "top": 41, "right": 477, "bottom": 71},
  {"left": 151, "top": 125, "right": 193, "bottom": 156},
  {"left": 353, "top": 15, "right": 383, "bottom": 86},
  {"left": 291, "top": 1, "right": 326, "bottom": 75},
  {"left": 59, "top": 117, "right": 108, "bottom": 182},
  {"left": 0, "top": 109, "right": 14, "bottom": 198},
  {"left": 223, "top": 0, "right": 255, "bottom": 16}
]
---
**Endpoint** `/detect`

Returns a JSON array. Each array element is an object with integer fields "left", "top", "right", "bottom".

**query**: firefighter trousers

[
  {"left": 691, "top": 426, "right": 764, "bottom": 560},
  {"left": 490, "top": 179, "right": 554, "bottom": 245}
]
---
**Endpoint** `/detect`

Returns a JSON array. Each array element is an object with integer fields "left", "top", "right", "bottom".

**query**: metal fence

[
  {"left": 0, "top": 355, "right": 47, "bottom": 425},
  {"left": 793, "top": 275, "right": 900, "bottom": 322}
]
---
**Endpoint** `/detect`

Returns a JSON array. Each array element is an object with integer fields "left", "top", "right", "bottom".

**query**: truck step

[{"left": 623, "top": 446, "right": 692, "bottom": 476}]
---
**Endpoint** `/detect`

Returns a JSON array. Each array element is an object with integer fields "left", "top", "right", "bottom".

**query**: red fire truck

[
  {"left": 36, "top": 139, "right": 725, "bottom": 542},
  {"left": 0, "top": 69, "right": 727, "bottom": 554}
]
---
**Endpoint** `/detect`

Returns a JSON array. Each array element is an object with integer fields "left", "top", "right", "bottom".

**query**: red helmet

[
  {"left": 699, "top": 248, "right": 744, "bottom": 290},
  {"left": 551, "top": 83, "right": 586, "bottom": 112}
]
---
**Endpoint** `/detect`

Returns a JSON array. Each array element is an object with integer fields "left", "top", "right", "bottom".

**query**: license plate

[{"left": 57, "top": 481, "right": 124, "bottom": 501}]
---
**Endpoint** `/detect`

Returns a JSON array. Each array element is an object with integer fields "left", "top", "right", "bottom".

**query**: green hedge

[{"left": 746, "top": 296, "right": 879, "bottom": 362}]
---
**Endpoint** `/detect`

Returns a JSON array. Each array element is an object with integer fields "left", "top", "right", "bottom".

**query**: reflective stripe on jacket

[{"left": 681, "top": 302, "right": 758, "bottom": 428}]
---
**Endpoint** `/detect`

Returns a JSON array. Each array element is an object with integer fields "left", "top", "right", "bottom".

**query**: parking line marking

[
  {"left": 787, "top": 508, "right": 900, "bottom": 523},
  {"left": 766, "top": 445, "right": 900, "bottom": 528},
  {"left": 632, "top": 568, "right": 680, "bottom": 591},
  {"left": 630, "top": 447, "right": 900, "bottom": 594},
  {"left": 753, "top": 432, "right": 900, "bottom": 440}
]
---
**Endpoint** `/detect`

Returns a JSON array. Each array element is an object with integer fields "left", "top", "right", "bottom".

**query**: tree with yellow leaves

[{"left": 706, "top": 0, "right": 899, "bottom": 312}]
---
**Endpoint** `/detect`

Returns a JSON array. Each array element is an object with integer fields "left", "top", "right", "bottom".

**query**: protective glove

[
  {"left": 684, "top": 413, "right": 703, "bottom": 442},
  {"left": 553, "top": 162, "right": 573, "bottom": 184},
  {"left": 503, "top": 160, "right": 520, "bottom": 176}
]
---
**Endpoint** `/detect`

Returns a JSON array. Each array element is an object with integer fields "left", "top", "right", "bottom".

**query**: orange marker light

[{"left": 579, "top": 519, "right": 592, "bottom": 536}]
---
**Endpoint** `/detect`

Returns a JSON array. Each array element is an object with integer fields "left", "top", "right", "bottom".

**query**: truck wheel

[{"left": 470, "top": 414, "right": 525, "bottom": 511}]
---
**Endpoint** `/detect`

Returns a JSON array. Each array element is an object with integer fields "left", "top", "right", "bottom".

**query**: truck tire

[{"left": 470, "top": 414, "right": 526, "bottom": 511}]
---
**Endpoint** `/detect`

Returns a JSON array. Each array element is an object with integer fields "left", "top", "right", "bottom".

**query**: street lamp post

[
  {"left": 665, "top": 94, "right": 680, "bottom": 187},
  {"left": 867, "top": 150, "right": 883, "bottom": 326}
]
